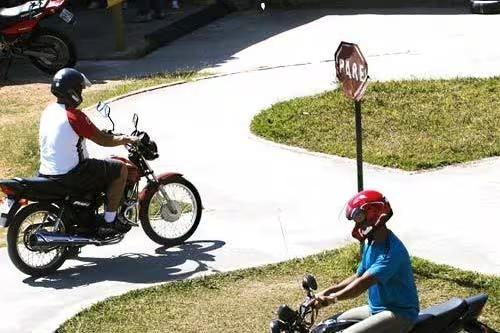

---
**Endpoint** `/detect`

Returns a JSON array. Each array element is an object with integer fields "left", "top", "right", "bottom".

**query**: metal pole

[
  {"left": 355, "top": 100, "right": 364, "bottom": 192},
  {"left": 110, "top": 4, "right": 126, "bottom": 52},
  {"left": 355, "top": 100, "right": 365, "bottom": 256}
]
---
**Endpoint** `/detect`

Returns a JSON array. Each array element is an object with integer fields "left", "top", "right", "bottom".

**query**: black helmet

[{"left": 51, "top": 68, "right": 92, "bottom": 108}]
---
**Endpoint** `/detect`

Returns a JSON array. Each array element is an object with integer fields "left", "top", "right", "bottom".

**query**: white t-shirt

[{"left": 39, "top": 103, "right": 97, "bottom": 176}]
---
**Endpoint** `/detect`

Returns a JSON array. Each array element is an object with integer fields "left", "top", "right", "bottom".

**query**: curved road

[{"left": 2, "top": 8, "right": 500, "bottom": 333}]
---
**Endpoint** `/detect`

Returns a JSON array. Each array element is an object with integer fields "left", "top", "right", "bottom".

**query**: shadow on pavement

[
  {"left": 4, "top": 6, "right": 470, "bottom": 84},
  {"left": 22, "top": 240, "right": 225, "bottom": 290}
]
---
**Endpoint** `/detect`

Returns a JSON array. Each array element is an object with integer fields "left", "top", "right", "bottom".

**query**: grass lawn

[
  {"left": 59, "top": 244, "right": 499, "bottom": 333},
  {"left": 251, "top": 78, "right": 500, "bottom": 171},
  {"left": 0, "top": 72, "right": 201, "bottom": 247}
]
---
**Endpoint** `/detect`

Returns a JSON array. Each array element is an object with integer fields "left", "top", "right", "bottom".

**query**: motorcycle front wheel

[
  {"left": 7, "top": 203, "right": 67, "bottom": 277},
  {"left": 28, "top": 28, "right": 77, "bottom": 74},
  {"left": 140, "top": 175, "right": 202, "bottom": 247}
]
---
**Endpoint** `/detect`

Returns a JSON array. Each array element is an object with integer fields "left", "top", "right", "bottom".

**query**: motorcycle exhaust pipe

[{"left": 30, "top": 231, "right": 102, "bottom": 247}]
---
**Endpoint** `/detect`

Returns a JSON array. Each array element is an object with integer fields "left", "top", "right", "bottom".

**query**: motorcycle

[
  {"left": 0, "top": 103, "right": 203, "bottom": 277},
  {"left": 270, "top": 275, "right": 495, "bottom": 333},
  {"left": 0, "top": 0, "right": 77, "bottom": 78}
]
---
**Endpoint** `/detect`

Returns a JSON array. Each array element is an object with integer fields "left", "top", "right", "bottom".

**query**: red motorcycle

[
  {"left": 0, "top": 0, "right": 77, "bottom": 78},
  {"left": 0, "top": 103, "right": 203, "bottom": 277}
]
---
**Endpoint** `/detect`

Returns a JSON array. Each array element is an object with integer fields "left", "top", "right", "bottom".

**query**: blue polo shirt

[{"left": 357, "top": 231, "right": 420, "bottom": 322}]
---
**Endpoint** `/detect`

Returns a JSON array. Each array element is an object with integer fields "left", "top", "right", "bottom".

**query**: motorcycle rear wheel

[
  {"left": 140, "top": 175, "right": 202, "bottom": 247},
  {"left": 28, "top": 28, "right": 77, "bottom": 74},
  {"left": 7, "top": 203, "right": 67, "bottom": 277}
]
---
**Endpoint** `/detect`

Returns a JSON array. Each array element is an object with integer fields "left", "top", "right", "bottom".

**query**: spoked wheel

[
  {"left": 140, "top": 175, "right": 202, "bottom": 247},
  {"left": 7, "top": 203, "right": 67, "bottom": 277},
  {"left": 28, "top": 28, "right": 76, "bottom": 74}
]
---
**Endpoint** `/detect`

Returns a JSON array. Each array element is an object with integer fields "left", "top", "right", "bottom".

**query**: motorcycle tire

[
  {"left": 140, "top": 175, "right": 202, "bottom": 247},
  {"left": 28, "top": 28, "right": 77, "bottom": 75},
  {"left": 7, "top": 203, "right": 68, "bottom": 277}
]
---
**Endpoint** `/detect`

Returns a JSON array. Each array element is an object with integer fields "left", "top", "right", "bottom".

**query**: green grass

[
  {"left": 251, "top": 78, "right": 500, "bottom": 171},
  {"left": 0, "top": 72, "right": 201, "bottom": 247},
  {"left": 58, "top": 244, "right": 499, "bottom": 333}
]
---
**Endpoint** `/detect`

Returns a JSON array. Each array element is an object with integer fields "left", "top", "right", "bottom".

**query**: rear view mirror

[
  {"left": 97, "top": 102, "right": 114, "bottom": 132},
  {"left": 302, "top": 274, "right": 317, "bottom": 291},
  {"left": 132, "top": 113, "right": 138, "bottom": 131},
  {"left": 97, "top": 102, "right": 111, "bottom": 118}
]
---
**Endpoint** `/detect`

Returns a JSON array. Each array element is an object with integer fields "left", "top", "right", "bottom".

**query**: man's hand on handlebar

[
  {"left": 313, "top": 294, "right": 338, "bottom": 310},
  {"left": 120, "top": 135, "right": 140, "bottom": 145}
]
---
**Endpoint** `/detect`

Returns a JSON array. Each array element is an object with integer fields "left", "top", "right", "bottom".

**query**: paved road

[{"left": 1, "top": 8, "right": 500, "bottom": 333}]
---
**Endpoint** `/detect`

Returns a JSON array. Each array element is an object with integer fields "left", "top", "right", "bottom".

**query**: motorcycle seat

[
  {"left": 412, "top": 298, "right": 467, "bottom": 333},
  {"left": 0, "top": 0, "right": 47, "bottom": 19},
  {"left": 1, "top": 177, "right": 84, "bottom": 201}
]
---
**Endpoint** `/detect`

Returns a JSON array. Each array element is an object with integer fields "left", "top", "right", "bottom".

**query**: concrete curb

[
  {"left": 145, "top": 2, "right": 235, "bottom": 51},
  {"left": 83, "top": 61, "right": 322, "bottom": 111},
  {"left": 78, "top": 2, "right": 235, "bottom": 61},
  {"left": 249, "top": 131, "right": 500, "bottom": 175}
]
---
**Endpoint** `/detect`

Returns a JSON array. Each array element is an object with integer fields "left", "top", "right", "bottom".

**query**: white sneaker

[{"left": 172, "top": 0, "right": 179, "bottom": 9}]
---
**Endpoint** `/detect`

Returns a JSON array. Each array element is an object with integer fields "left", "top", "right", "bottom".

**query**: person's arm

[
  {"left": 89, "top": 128, "right": 137, "bottom": 147},
  {"left": 335, "top": 271, "right": 377, "bottom": 300},
  {"left": 315, "top": 271, "right": 377, "bottom": 308},
  {"left": 66, "top": 109, "right": 138, "bottom": 147},
  {"left": 318, "top": 274, "right": 358, "bottom": 296}
]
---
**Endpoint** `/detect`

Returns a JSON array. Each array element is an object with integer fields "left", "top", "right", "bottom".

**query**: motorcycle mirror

[
  {"left": 97, "top": 102, "right": 115, "bottom": 132},
  {"left": 133, "top": 113, "right": 139, "bottom": 130},
  {"left": 97, "top": 101, "right": 111, "bottom": 118},
  {"left": 302, "top": 274, "right": 318, "bottom": 291}
]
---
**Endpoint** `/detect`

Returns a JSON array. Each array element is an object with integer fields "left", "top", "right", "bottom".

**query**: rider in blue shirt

[{"left": 314, "top": 190, "right": 419, "bottom": 333}]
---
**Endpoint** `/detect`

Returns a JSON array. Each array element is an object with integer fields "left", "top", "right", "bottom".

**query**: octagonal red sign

[{"left": 335, "top": 42, "right": 369, "bottom": 101}]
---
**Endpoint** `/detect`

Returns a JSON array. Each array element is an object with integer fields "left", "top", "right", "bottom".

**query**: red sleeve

[{"left": 66, "top": 109, "right": 97, "bottom": 139}]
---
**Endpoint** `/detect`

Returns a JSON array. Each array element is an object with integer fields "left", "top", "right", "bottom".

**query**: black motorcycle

[
  {"left": 270, "top": 275, "right": 495, "bottom": 333},
  {"left": 0, "top": 103, "right": 202, "bottom": 277}
]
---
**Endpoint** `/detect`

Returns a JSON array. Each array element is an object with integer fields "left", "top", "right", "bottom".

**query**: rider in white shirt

[{"left": 40, "top": 68, "right": 139, "bottom": 236}]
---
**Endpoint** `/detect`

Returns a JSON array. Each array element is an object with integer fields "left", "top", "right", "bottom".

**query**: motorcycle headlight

[{"left": 277, "top": 305, "right": 298, "bottom": 324}]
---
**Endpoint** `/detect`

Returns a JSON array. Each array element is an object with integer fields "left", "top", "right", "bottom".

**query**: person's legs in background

[
  {"left": 87, "top": 0, "right": 107, "bottom": 9},
  {"left": 151, "top": 0, "right": 166, "bottom": 19},
  {"left": 134, "top": 0, "right": 153, "bottom": 22}
]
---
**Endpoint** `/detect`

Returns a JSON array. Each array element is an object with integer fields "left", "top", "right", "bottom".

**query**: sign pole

[
  {"left": 334, "top": 41, "right": 368, "bottom": 193},
  {"left": 355, "top": 100, "right": 364, "bottom": 192},
  {"left": 335, "top": 41, "right": 369, "bottom": 256}
]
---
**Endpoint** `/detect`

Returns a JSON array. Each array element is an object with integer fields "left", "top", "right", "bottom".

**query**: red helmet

[{"left": 345, "top": 190, "right": 393, "bottom": 241}]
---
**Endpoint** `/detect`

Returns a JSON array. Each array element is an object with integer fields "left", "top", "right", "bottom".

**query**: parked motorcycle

[
  {"left": 0, "top": 0, "right": 76, "bottom": 78},
  {"left": 0, "top": 103, "right": 202, "bottom": 277},
  {"left": 270, "top": 275, "right": 495, "bottom": 333}
]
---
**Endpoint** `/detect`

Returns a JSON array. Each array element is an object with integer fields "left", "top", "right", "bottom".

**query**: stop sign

[{"left": 335, "top": 42, "right": 369, "bottom": 101}]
